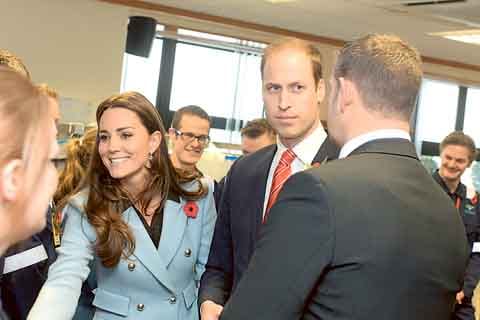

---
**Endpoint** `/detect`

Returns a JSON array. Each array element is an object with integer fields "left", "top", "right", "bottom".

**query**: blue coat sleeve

[
  {"left": 28, "top": 202, "right": 95, "bottom": 320},
  {"left": 195, "top": 181, "right": 217, "bottom": 282}
]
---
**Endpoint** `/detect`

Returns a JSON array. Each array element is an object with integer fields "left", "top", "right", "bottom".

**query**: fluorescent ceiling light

[
  {"left": 264, "top": 0, "right": 296, "bottom": 3},
  {"left": 430, "top": 30, "right": 480, "bottom": 46}
]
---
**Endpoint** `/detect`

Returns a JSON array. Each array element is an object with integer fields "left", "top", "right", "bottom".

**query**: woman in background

[
  {"left": 54, "top": 128, "right": 97, "bottom": 212},
  {"left": 0, "top": 67, "right": 58, "bottom": 319},
  {"left": 29, "top": 92, "right": 216, "bottom": 320},
  {"left": 52, "top": 127, "right": 98, "bottom": 320}
]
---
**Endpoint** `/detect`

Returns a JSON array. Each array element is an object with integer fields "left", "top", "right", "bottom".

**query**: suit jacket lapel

[
  {"left": 251, "top": 146, "right": 277, "bottom": 237},
  {"left": 312, "top": 136, "right": 339, "bottom": 165},
  {"left": 125, "top": 206, "right": 178, "bottom": 292}
]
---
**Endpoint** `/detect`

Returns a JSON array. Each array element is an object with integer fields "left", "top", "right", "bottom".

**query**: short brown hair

[
  {"left": 36, "top": 83, "right": 59, "bottom": 100},
  {"left": 334, "top": 34, "right": 422, "bottom": 120},
  {"left": 241, "top": 118, "right": 275, "bottom": 139},
  {"left": 171, "top": 105, "right": 210, "bottom": 130},
  {"left": 261, "top": 38, "right": 323, "bottom": 86},
  {"left": 0, "top": 49, "right": 30, "bottom": 79},
  {"left": 440, "top": 131, "right": 477, "bottom": 162}
]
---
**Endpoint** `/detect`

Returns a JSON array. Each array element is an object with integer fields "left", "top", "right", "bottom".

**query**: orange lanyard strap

[{"left": 455, "top": 196, "right": 461, "bottom": 210}]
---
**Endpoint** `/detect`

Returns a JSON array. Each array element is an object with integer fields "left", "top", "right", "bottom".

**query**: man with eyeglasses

[{"left": 168, "top": 105, "right": 211, "bottom": 176}]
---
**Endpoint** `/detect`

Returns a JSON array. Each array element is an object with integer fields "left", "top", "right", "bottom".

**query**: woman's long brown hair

[{"left": 82, "top": 92, "right": 206, "bottom": 268}]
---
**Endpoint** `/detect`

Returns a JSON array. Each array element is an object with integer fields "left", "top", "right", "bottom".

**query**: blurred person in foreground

[
  {"left": 1, "top": 83, "right": 60, "bottom": 320},
  {"left": 219, "top": 34, "right": 469, "bottom": 320},
  {"left": 0, "top": 68, "right": 58, "bottom": 318}
]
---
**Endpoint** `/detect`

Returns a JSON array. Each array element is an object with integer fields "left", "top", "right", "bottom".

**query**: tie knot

[{"left": 280, "top": 149, "right": 296, "bottom": 166}]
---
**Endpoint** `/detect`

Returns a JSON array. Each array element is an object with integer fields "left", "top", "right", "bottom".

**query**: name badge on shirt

[{"left": 3, "top": 245, "right": 48, "bottom": 274}]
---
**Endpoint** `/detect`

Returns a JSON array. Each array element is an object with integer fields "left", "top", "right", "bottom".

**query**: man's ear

[
  {"left": 316, "top": 79, "right": 326, "bottom": 104},
  {"left": 338, "top": 78, "right": 357, "bottom": 114},
  {"left": 168, "top": 128, "right": 177, "bottom": 142},
  {"left": 0, "top": 159, "right": 24, "bottom": 202},
  {"left": 149, "top": 131, "right": 163, "bottom": 155}
]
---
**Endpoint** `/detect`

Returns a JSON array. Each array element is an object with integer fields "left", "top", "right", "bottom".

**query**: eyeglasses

[{"left": 174, "top": 129, "right": 211, "bottom": 146}]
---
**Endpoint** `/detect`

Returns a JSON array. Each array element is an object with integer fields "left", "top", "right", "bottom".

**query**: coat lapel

[
  {"left": 249, "top": 146, "right": 277, "bottom": 238},
  {"left": 349, "top": 138, "right": 418, "bottom": 160},
  {"left": 157, "top": 199, "right": 186, "bottom": 267},
  {"left": 124, "top": 206, "right": 178, "bottom": 292}
]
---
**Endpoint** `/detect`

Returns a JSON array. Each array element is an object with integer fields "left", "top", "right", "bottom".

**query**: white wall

[
  {"left": 0, "top": 0, "right": 130, "bottom": 122},
  {"left": 1, "top": 0, "right": 479, "bottom": 124}
]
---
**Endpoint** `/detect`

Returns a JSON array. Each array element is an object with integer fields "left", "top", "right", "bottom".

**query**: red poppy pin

[
  {"left": 472, "top": 195, "right": 478, "bottom": 206},
  {"left": 184, "top": 201, "right": 199, "bottom": 219}
]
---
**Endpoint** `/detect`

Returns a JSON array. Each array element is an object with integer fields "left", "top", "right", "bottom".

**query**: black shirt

[
  {"left": 133, "top": 205, "right": 164, "bottom": 249},
  {"left": 432, "top": 170, "right": 466, "bottom": 207},
  {"left": 132, "top": 193, "right": 180, "bottom": 249}
]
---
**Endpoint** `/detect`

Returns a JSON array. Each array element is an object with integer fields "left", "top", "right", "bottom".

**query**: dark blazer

[
  {"left": 1, "top": 210, "right": 57, "bottom": 320},
  {"left": 1, "top": 208, "right": 96, "bottom": 320},
  {"left": 199, "top": 137, "right": 338, "bottom": 306},
  {"left": 220, "top": 139, "right": 470, "bottom": 320}
]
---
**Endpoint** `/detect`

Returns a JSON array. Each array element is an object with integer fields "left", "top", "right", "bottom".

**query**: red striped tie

[{"left": 264, "top": 149, "right": 296, "bottom": 223}]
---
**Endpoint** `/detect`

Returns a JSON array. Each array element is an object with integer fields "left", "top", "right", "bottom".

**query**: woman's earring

[{"left": 145, "top": 152, "right": 153, "bottom": 169}]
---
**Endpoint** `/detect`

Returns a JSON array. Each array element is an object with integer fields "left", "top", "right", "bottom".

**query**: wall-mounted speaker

[{"left": 125, "top": 16, "right": 157, "bottom": 58}]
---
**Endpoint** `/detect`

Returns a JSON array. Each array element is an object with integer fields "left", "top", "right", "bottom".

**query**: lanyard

[{"left": 455, "top": 196, "right": 461, "bottom": 210}]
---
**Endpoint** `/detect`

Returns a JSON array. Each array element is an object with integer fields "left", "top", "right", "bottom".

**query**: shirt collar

[
  {"left": 339, "top": 129, "right": 411, "bottom": 159},
  {"left": 276, "top": 123, "right": 327, "bottom": 165},
  {"left": 433, "top": 170, "right": 466, "bottom": 199}
]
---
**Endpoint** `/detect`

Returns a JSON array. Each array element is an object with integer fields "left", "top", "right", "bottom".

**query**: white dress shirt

[
  {"left": 262, "top": 124, "right": 327, "bottom": 216},
  {"left": 338, "top": 129, "right": 411, "bottom": 159}
]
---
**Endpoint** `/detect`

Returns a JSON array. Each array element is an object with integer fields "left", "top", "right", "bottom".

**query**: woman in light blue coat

[{"left": 28, "top": 92, "right": 216, "bottom": 320}]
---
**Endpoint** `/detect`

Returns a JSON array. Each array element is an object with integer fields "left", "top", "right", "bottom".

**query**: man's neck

[
  {"left": 279, "top": 120, "right": 320, "bottom": 149},
  {"left": 170, "top": 155, "right": 195, "bottom": 172}
]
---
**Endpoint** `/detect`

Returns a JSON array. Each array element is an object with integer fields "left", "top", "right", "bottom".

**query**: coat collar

[
  {"left": 348, "top": 138, "right": 418, "bottom": 160},
  {"left": 124, "top": 198, "right": 185, "bottom": 293}
]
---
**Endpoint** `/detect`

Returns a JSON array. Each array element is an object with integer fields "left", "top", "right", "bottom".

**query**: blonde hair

[
  {"left": 36, "top": 83, "right": 59, "bottom": 100},
  {"left": 0, "top": 49, "right": 30, "bottom": 79},
  {"left": 0, "top": 66, "right": 51, "bottom": 219},
  {"left": 54, "top": 128, "right": 97, "bottom": 211}
]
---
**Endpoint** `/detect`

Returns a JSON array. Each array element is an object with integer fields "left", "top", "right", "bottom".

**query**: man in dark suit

[
  {"left": 199, "top": 38, "right": 338, "bottom": 320},
  {"left": 219, "top": 34, "right": 470, "bottom": 320}
]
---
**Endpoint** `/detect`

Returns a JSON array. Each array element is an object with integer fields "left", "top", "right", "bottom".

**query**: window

[
  {"left": 463, "top": 86, "right": 480, "bottom": 146},
  {"left": 415, "top": 78, "right": 459, "bottom": 144},
  {"left": 121, "top": 26, "right": 164, "bottom": 105}
]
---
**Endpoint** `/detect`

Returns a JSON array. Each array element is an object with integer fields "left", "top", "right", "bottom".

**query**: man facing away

[
  {"left": 219, "top": 34, "right": 469, "bottom": 320},
  {"left": 434, "top": 131, "right": 480, "bottom": 320},
  {"left": 240, "top": 118, "right": 276, "bottom": 156},
  {"left": 199, "top": 37, "right": 338, "bottom": 320}
]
